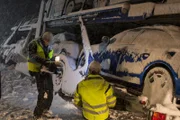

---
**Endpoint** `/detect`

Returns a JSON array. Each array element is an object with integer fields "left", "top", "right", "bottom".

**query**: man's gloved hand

[
  {"left": 45, "top": 60, "right": 61, "bottom": 67},
  {"left": 41, "top": 66, "right": 54, "bottom": 74},
  {"left": 44, "top": 60, "right": 62, "bottom": 74},
  {"left": 54, "top": 61, "right": 62, "bottom": 66}
]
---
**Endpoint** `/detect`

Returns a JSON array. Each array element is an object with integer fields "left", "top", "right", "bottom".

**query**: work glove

[
  {"left": 45, "top": 60, "right": 61, "bottom": 67},
  {"left": 44, "top": 60, "right": 62, "bottom": 74},
  {"left": 54, "top": 61, "right": 62, "bottom": 66}
]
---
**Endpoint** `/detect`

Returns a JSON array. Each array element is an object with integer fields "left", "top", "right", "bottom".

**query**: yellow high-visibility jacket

[
  {"left": 28, "top": 39, "right": 53, "bottom": 72},
  {"left": 74, "top": 74, "right": 116, "bottom": 120}
]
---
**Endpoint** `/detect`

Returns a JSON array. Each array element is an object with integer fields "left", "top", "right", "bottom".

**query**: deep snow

[{"left": 0, "top": 65, "right": 146, "bottom": 120}]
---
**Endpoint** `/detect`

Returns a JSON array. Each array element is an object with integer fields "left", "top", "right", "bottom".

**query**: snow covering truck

[{"left": 1, "top": 0, "right": 180, "bottom": 119}]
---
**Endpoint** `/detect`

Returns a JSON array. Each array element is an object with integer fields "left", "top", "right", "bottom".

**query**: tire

[
  {"left": 65, "top": 0, "right": 75, "bottom": 15},
  {"left": 142, "top": 67, "right": 173, "bottom": 107}
]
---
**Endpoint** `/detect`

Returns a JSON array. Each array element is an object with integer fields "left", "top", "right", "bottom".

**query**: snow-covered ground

[{"left": 0, "top": 65, "right": 146, "bottom": 120}]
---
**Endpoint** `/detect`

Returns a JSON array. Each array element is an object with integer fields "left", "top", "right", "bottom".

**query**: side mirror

[{"left": 101, "top": 36, "right": 110, "bottom": 44}]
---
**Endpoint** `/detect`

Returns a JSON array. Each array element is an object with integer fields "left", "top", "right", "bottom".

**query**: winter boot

[
  {"left": 42, "top": 110, "right": 55, "bottom": 118},
  {"left": 33, "top": 116, "right": 44, "bottom": 120}
]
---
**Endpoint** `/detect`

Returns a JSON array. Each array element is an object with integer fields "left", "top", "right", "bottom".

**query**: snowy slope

[
  {"left": 0, "top": 68, "right": 82, "bottom": 120},
  {"left": 0, "top": 65, "right": 146, "bottom": 120}
]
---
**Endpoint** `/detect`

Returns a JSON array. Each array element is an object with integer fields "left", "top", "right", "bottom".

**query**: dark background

[{"left": 0, "top": 0, "right": 41, "bottom": 43}]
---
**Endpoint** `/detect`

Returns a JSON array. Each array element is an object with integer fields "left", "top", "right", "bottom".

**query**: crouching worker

[
  {"left": 28, "top": 32, "right": 60, "bottom": 120},
  {"left": 74, "top": 61, "right": 116, "bottom": 120}
]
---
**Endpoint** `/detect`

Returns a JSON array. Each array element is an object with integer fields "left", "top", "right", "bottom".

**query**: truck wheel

[
  {"left": 65, "top": 0, "right": 75, "bottom": 15},
  {"left": 142, "top": 67, "right": 173, "bottom": 107}
]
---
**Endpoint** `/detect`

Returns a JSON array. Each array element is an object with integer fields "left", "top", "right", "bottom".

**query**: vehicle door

[{"left": 102, "top": 30, "right": 144, "bottom": 78}]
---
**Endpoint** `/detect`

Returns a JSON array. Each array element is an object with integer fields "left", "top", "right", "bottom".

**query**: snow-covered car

[
  {"left": 57, "top": 25, "right": 180, "bottom": 108},
  {"left": 91, "top": 25, "right": 180, "bottom": 106}
]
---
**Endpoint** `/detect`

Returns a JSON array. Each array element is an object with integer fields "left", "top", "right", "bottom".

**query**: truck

[{"left": 1, "top": 0, "right": 180, "bottom": 119}]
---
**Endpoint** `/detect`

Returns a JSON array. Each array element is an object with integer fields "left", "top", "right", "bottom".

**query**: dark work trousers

[{"left": 33, "top": 72, "right": 54, "bottom": 117}]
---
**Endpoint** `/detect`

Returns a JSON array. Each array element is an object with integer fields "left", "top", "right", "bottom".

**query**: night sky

[{"left": 0, "top": 0, "right": 41, "bottom": 43}]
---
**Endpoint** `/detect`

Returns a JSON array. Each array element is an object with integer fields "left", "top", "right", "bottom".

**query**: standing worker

[
  {"left": 74, "top": 61, "right": 116, "bottom": 120},
  {"left": 28, "top": 32, "right": 59, "bottom": 120}
]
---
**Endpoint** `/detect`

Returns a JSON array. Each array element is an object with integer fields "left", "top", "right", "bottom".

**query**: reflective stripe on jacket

[
  {"left": 74, "top": 74, "right": 116, "bottom": 120},
  {"left": 28, "top": 39, "right": 53, "bottom": 72}
]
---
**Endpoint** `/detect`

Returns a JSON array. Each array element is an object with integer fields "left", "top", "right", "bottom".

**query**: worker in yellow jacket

[
  {"left": 28, "top": 32, "right": 60, "bottom": 120},
  {"left": 74, "top": 61, "right": 116, "bottom": 120}
]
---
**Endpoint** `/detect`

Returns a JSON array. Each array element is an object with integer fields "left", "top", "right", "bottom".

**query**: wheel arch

[{"left": 140, "top": 60, "right": 177, "bottom": 93}]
